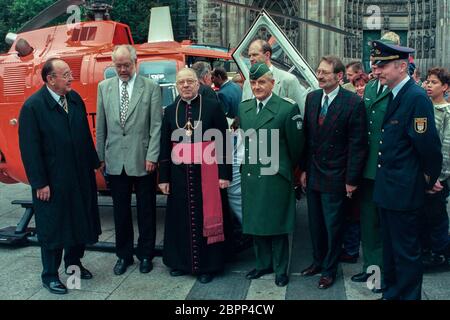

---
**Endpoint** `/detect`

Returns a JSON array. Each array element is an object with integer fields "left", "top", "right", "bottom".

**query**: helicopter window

[
  {"left": 138, "top": 61, "right": 177, "bottom": 84},
  {"left": 104, "top": 67, "right": 117, "bottom": 79},
  {"left": 138, "top": 61, "right": 177, "bottom": 107},
  {"left": 71, "top": 27, "right": 97, "bottom": 42}
]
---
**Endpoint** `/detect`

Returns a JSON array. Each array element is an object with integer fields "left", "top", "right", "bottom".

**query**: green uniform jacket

[
  {"left": 363, "top": 79, "right": 391, "bottom": 180},
  {"left": 239, "top": 94, "right": 305, "bottom": 235}
]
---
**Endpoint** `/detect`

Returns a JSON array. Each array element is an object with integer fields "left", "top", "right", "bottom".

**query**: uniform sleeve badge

[
  {"left": 414, "top": 117, "right": 427, "bottom": 133},
  {"left": 292, "top": 114, "right": 303, "bottom": 130}
]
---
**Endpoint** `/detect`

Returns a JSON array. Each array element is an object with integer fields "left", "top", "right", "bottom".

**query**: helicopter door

[
  {"left": 232, "top": 9, "right": 318, "bottom": 97},
  {"left": 137, "top": 60, "right": 178, "bottom": 108}
]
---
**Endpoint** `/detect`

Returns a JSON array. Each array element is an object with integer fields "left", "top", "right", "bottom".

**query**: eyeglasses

[
  {"left": 176, "top": 79, "right": 197, "bottom": 86},
  {"left": 114, "top": 63, "right": 133, "bottom": 70},
  {"left": 316, "top": 69, "right": 334, "bottom": 76},
  {"left": 51, "top": 71, "right": 73, "bottom": 80}
]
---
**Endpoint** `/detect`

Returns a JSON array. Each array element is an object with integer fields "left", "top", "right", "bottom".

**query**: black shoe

[
  {"left": 113, "top": 258, "right": 133, "bottom": 275},
  {"left": 275, "top": 274, "right": 289, "bottom": 287},
  {"left": 245, "top": 268, "right": 274, "bottom": 280},
  {"left": 43, "top": 280, "right": 68, "bottom": 295},
  {"left": 198, "top": 273, "right": 214, "bottom": 284},
  {"left": 139, "top": 259, "right": 153, "bottom": 274},
  {"left": 372, "top": 287, "right": 384, "bottom": 294},
  {"left": 300, "top": 264, "right": 322, "bottom": 276},
  {"left": 351, "top": 272, "right": 370, "bottom": 283},
  {"left": 423, "top": 253, "right": 446, "bottom": 269},
  {"left": 170, "top": 269, "right": 187, "bottom": 277},
  {"left": 65, "top": 265, "right": 93, "bottom": 280}
]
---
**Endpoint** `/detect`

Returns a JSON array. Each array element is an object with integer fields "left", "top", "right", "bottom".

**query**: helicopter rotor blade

[
  {"left": 212, "top": 0, "right": 354, "bottom": 37},
  {"left": 17, "top": 0, "right": 86, "bottom": 33}
]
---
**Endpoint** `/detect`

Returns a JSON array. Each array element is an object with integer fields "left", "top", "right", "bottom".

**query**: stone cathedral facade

[{"left": 160, "top": 0, "right": 449, "bottom": 75}]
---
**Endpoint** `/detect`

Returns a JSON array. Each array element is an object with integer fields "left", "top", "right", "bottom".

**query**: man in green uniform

[
  {"left": 350, "top": 42, "right": 393, "bottom": 292},
  {"left": 239, "top": 62, "right": 305, "bottom": 287}
]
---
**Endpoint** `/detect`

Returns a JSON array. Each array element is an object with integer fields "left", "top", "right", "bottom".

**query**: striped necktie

[{"left": 59, "top": 95, "right": 68, "bottom": 113}]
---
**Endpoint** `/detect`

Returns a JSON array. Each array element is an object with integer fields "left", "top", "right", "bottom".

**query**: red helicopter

[
  {"left": 0, "top": 0, "right": 234, "bottom": 191},
  {"left": 0, "top": 0, "right": 348, "bottom": 247}
]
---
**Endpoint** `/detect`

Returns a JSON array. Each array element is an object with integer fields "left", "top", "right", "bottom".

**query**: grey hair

[
  {"left": 192, "top": 61, "right": 211, "bottom": 79},
  {"left": 112, "top": 45, "right": 137, "bottom": 63}
]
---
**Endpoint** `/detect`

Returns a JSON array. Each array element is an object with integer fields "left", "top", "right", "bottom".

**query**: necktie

[
  {"left": 59, "top": 95, "right": 68, "bottom": 113},
  {"left": 257, "top": 102, "right": 264, "bottom": 114},
  {"left": 120, "top": 81, "right": 129, "bottom": 127},
  {"left": 377, "top": 85, "right": 384, "bottom": 97},
  {"left": 320, "top": 95, "right": 329, "bottom": 118},
  {"left": 387, "top": 92, "right": 394, "bottom": 105}
]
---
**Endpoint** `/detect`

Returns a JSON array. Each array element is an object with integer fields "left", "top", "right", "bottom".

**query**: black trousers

[
  {"left": 379, "top": 208, "right": 422, "bottom": 300},
  {"left": 41, "top": 245, "right": 85, "bottom": 284},
  {"left": 306, "top": 189, "right": 346, "bottom": 277},
  {"left": 109, "top": 169, "right": 156, "bottom": 261}
]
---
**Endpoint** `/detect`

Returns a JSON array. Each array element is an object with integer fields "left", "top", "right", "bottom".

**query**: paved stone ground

[{"left": 0, "top": 182, "right": 449, "bottom": 300}]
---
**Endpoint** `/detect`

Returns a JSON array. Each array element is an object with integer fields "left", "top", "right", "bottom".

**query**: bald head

[
  {"left": 176, "top": 68, "right": 198, "bottom": 81},
  {"left": 42, "top": 58, "right": 73, "bottom": 95},
  {"left": 176, "top": 68, "right": 200, "bottom": 101}
]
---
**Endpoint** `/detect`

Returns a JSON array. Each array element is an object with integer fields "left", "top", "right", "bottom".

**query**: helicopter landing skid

[
  {"left": 0, "top": 202, "right": 35, "bottom": 245},
  {"left": 0, "top": 199, "right": 165, "bottom": 255}
]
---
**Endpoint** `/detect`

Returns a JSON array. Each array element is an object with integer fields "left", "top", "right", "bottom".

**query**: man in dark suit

[
  {"left": 371, "top": 40, "right": 442, "bottom": 300},
  {"left": 300, "top": 55, "right": 368, "bottom": 289},
  {"left": 211, "top": 67, "right": 242, "bottom": 119},
  {"left": 96, "top": 45, "right": 163, "bottom": 275},
  {"left": 19, "top": 58, "right": 101, "bottom": 294}
]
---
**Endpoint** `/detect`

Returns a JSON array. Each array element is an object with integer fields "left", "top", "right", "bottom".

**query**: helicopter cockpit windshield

[
  {"left": 104, "top": 60, "right": 178, "bottom": 108},
  {"left": 232, "top": 9, "right": 318, "bottom": 93}
]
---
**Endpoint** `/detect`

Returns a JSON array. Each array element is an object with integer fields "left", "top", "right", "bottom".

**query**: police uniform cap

[{"left": 370, "top": 40, "right": 415, "bottom": 67}]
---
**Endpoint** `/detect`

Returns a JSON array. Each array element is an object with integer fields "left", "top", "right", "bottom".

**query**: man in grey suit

[
  {"left": 96, "top": 45, "right": 163, "bottom": 275},
  {"left": 242, "top": 39, "right": 308, "bottom": 116}
]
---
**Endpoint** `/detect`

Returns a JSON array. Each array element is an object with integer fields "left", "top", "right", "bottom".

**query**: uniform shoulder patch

[
  {"left": 414, "top": 117, "right": 427, "bottom": 133},
  {"left": 292, "top": 114, "right": 303, "bottom": 130},
  {"left": 282, "top": 97, "right": 296, "bottom": 105}
]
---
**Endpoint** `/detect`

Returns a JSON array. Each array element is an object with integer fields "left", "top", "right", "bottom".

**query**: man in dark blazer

[
  {"left": 371, "top": 40, "right": 442, "bottom": 300},
  {"left": 212, "top": 67, "right": 242, "bottom": 119},
  {"left": 300, "top": 55, "right": 368, "bottom": 289},
  {"left": 96, "top": 45, "right": 163, "bottom": 275},
  {"left": 19, "top": 58, "right": 101, "bottom": 294}
]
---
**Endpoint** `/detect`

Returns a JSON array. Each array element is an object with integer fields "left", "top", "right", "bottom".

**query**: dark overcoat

[{"left": 18, "top": 86, "right": 101, "bottom": 249}]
